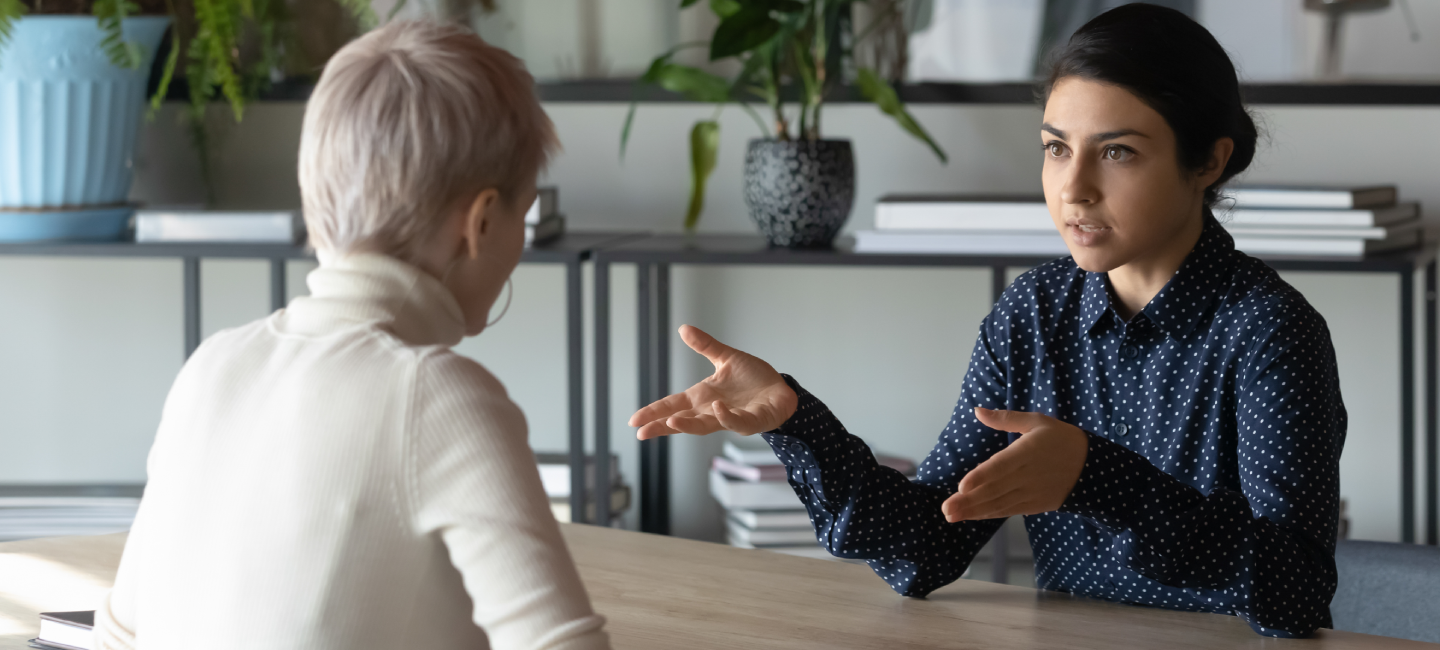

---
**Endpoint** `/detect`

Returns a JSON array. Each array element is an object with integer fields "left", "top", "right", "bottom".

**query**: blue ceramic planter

[{"left": 0, "top": 15, "right": 169, "bottom": 240}]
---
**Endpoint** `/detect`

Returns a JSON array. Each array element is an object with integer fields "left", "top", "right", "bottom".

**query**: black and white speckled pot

[{"left": 742, "top": 139, "right": 855, "bottom": 249}]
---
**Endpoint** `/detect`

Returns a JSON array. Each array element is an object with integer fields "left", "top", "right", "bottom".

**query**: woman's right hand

[{"left": 628, "top": 325, "right": 798, "bottom": 440}]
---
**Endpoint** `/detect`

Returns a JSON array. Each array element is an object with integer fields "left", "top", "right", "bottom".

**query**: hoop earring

[{"left": 487, "top": 277, "right": 514, "bottom": 328}]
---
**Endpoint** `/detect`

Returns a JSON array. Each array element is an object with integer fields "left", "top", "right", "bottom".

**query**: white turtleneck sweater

[{"left": 94, "top": 253, "right": 610, "bottom": 650}]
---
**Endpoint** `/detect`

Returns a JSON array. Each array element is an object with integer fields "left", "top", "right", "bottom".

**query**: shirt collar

[
  {"left": 278, "top": 252, "right": 467, "bottom": 348},
  {"left": 1080, "top": 211, "right": 1236, "bottom": 339}
]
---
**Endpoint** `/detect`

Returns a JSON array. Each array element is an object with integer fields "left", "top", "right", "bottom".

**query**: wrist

[{"left": 770, "top": 374, "right": 805, "bottom": 433}]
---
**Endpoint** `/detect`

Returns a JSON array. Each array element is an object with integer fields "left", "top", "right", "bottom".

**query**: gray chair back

[{"left": 1331, "top": 539, "right": 1440, "bottom": 643}]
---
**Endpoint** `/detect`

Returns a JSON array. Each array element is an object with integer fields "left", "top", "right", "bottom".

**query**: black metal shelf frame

[
  {"left": 0, "top": 231, "right": 646, "bottom": 525},
  {"left": 167, "top": 77, "right": 1440, "bottom": 106},
  {"left": 592, "top": 234, "right": 1440, "bottom": 570}
]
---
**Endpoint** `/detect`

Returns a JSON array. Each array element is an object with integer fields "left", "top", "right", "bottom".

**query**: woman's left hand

[{"left": 941, "top": 408, "right": 1090, "bottom": 522}]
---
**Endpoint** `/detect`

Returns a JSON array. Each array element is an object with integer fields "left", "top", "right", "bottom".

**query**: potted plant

[
  {"left": 0, "top": 0, "right": 492, "bottom": 241},
  {"left": 621, "top": 0, "right": 946, "bottom": 248}
]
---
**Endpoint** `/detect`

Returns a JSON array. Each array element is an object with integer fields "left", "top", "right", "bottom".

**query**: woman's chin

[{"left": 1067, "top": 248, "right": 1125, "bottom": 274}]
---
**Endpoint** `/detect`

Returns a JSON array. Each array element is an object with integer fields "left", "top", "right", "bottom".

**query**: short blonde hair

[{"left": 298, "top": 20, "right": 557, "bottom": 261}]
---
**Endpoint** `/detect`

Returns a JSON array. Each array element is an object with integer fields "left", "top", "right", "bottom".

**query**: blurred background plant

[
  {"left": 620, "top": 0, "right": 947, "bottom": 231},
  {"left": 0, "top": 0, "right": 495, "bottom": 202}
]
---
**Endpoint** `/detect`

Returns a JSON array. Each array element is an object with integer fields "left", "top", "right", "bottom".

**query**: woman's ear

[
  {"left": 462, "top": 189, "right": 502, "bottom": 260},
  {"left": 1198, "top": 137, "right": 1235, "bottom": 187}
]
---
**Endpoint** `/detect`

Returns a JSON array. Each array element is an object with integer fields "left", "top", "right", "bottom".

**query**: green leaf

[
  {"left": 685, "top": 120, "right": 721, "bottom": 231},
  {"left": 93, "top": 0, "right": 144, "bottom": 70},
  {"left": 650, "top": 64, "right": 731, "bottom": 103},
  {"left": 856, "top": 67, "right": 948, "bottom": 163},
  {"left": 708, "top": 0, "right": 741, "bottom": 17},
  {"left": 710, "top": 6, "right": 781, "bottom": 60},
  {"left": 622, "top": 43, "right": 718, "bottom": 157},
  {"left": 0, "top": 0, "right": 27, "bottom": 55}
]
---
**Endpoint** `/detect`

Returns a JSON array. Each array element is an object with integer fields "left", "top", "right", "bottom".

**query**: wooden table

[{"left": 2, "top": 525, "right": 1433, "bottom": 649}]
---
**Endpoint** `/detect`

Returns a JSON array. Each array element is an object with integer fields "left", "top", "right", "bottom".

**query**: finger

[
  {"left": 972, "top": 407, "right": 1041, "bottom": 435},
  {"left": 629, "top": 392, "right": 693, "bottom": 427},
  {"left": 679, "top": 325, "right": 737, "bottom": 367},
  {"left": 711, "top": 400, "right": 769, "bottom": 435},
  {"left": 948, "top": 484, "right": 1024, "bottom": 522},
  {"left": 636, "top": 418, "right": 681, "bottom": 440},
  {"left": 940, "top": 491, "right": 964, "bottom": 522},
  {"left": 666, "top": 412, "right": 723, "bottom": 435}
]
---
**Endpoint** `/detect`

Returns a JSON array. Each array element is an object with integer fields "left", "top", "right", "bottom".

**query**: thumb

[
  {"left": 972, "top": 407, "right": 1039, "bottom": 434},
  {"left": 679, "top": 324, "right": 735, "bottom": 366}
]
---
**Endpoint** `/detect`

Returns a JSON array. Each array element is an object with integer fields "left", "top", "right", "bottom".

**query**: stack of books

[
  {"left": 535, "top": 452, "right": 629, "bottom": 524},
  {"left": 1217, "top": 185, "right": 1422, "bottom": 257},
  {"left": 0, "top": 496, "right": 139, "bottom": 542},
  {"left": 711, "top": 438, "right": 915, "bottom": 561},
  {"left": 855, "top": 188, "right": 1424, "bottom": 258},
  {"left": 526, "top": 186, "right": 564, "bottom": 247},
  {"left": 857, "top": 195, "right": 1065, "bottom": 255}
]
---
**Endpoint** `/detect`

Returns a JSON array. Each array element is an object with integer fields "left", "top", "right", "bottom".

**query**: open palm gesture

[{"left": 628, "top": 325, "right": 798, "bottom": 440}]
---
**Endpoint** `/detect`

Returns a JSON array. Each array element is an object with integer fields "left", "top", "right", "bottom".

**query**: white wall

[{"left": 1, "top": 99, "right": 1435, "bottom": 544}]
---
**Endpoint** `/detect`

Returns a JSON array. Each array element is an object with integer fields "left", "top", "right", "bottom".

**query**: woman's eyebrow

[
  {"left": 1088, "top": 128, "right": 1149, "bottom": 143},
  {"left": 1042, "top": 123, "right": 1149, "bottom": 143}
]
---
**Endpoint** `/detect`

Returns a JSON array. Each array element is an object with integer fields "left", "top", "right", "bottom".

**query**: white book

[
  {"left": 726, "top": 517, "right": 817, "bottom": 546},
  {"left": 876, "top": 196, "right": 1052, "bottom": 231},
  {"left": 728, "top": 508, "right": 812, "bottom": 530},
  {"left": 525, "top": 187, "right": 559, "bottom": 225},
  {"left": 1223, "top": 203, "right": 1418, "bottom": 228},
  {"left": 548, "top": 484, "right": 630, "bottom": 522},
  {"left": 855, "top": 230, "right": 1069, "bottom": 256},
  {"left": 1223, "top": 225, "right": 1392, "bottom": 239},
  {"left": 135, "top": 210, "right": 303, "bottom": 243},
  {"left": 0, "top": 497, "right": 139, "bottom": 508},
  {"left": 534, "top": 452, "right": 619, "bottom": 499},
  {"left": 1233, "top": 233, "right": 1420, "bottom": 258},
  {"left": 723, "top": 438, "right": 783, "bottom": 467},
  {"left": 1222, "top": 185, "right": 1396, "bottom": 210},
  {"left": 709, "top": 468, "right": 804, "bottom": 510},
  {"left": 526, "top": 215, "right": 564, "bottom": 247},
  {"left": 875, "top": 195, "right": 1416, "bottom": 232}
]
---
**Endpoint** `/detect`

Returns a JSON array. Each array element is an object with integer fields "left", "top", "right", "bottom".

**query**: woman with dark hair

[{"left": 628, "top": 3, "right": 1344, "bottom": 639}]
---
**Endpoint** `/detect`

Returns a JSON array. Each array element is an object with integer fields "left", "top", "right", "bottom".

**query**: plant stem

[{"left": 739, "top": 102, "right": 769, "bottom": 137}]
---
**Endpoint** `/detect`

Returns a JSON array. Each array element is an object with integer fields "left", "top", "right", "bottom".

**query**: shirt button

[
  {"left": 1112, "top": 422, "right": 1129, "bottom": 437},
  {"left": 1121, "top": 345, "right": 1139, "bottom": 359}
]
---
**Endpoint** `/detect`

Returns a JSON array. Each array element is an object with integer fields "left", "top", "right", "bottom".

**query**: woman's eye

[
  {"left": 1103, "top": 146, "right": 1133, "bottom": 162},
  {"left": 1046, "top": 143, "right": 1066, "bottom": 157}
]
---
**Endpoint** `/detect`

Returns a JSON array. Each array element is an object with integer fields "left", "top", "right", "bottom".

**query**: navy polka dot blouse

[{"left": 761, "top": 212, "right": 1347, "bottom": 638}]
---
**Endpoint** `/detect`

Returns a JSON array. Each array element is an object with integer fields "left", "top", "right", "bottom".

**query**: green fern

[
  {"left": 191, "top": 0, "right": 246, "bottom": 120},
  {"left": 146, "top": 27, "right": 179, "bottom": 118},
  {"left": 93, "top": 0, "right": 144, "bottom": 69},
  {"left": 0, "top": 0, "right": 27, "bottom": 54}
]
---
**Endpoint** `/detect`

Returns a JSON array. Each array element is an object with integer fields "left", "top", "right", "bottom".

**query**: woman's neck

[{"left": 1106, "top": 211, "right": 1206, "bottom": 321}]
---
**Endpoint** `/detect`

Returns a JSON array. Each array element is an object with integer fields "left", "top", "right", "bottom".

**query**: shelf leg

[{"left": 183, "top": 257, "right": 201, "bottom": 359}]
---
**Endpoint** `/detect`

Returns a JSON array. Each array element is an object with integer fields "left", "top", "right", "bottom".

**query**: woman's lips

[{"left": 1066, "top": 223, "right": 1112, "bottom": 247}]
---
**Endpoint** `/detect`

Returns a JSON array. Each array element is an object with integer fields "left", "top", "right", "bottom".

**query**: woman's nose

[{"left": 1058, "top": 157, "right": 1100, "bottom": 206}]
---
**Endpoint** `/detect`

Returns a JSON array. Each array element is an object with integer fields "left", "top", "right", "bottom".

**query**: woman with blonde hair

[{"left": 96, "top": 20, "right": 609, "bottom": 650}]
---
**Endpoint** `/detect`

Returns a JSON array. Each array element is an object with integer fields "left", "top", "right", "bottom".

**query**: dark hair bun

[{"left": 1036, "top": 4, "right": 1259, "bottom": 207}]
